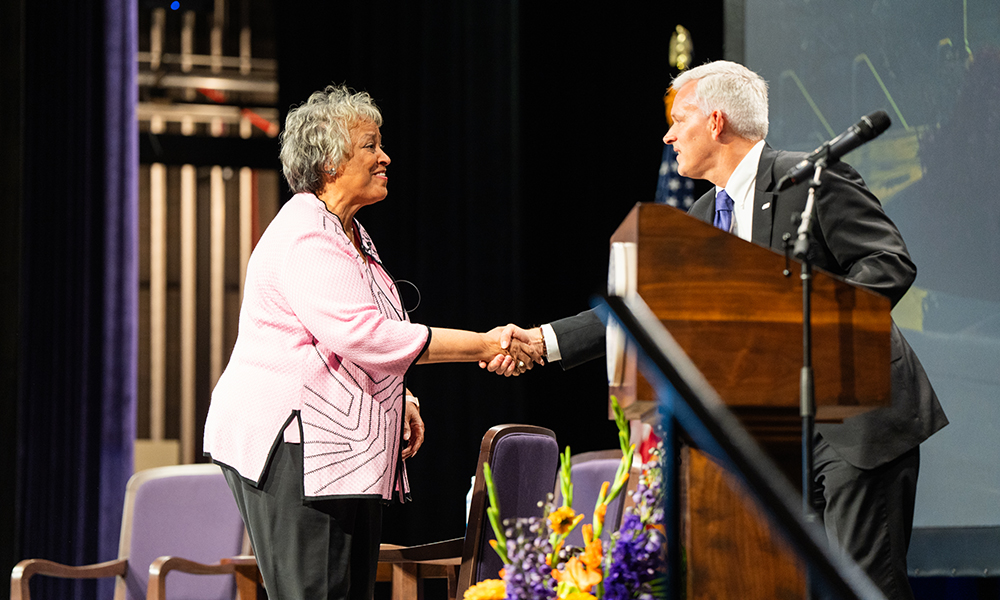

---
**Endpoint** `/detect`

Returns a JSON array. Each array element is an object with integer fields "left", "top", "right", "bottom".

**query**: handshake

[{"left": 481, "top": 324, "right": 546, "bottom": 377}]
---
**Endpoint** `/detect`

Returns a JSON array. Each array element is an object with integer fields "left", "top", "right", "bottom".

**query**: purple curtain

[
  {"left": 15, "top": 0, "right": 137, "bottom": 597},
  {"left": 98, "top": 0, "right": 139, "bottom": 586}
]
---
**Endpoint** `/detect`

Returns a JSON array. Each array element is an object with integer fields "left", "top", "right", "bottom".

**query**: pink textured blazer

[{"left": 204, "top": 193, "right": 430, "bottom": 500}]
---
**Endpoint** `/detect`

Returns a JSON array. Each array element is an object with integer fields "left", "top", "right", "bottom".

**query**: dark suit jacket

[{"left": 550, "top": 144, "right": 947, "bottom": 469}]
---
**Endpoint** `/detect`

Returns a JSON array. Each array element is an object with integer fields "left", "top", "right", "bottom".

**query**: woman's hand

[{"left": 401, "top": 398, "right": 424, "bottom": 460}]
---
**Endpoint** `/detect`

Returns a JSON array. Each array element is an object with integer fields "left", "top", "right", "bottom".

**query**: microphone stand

[{"left": 792, "top": 158, "right": 825, "bottom": 600}]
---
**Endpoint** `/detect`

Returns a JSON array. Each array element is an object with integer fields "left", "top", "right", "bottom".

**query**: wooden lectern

[{"left": 607, "top": 203, "right": 891, "bottom": 599}]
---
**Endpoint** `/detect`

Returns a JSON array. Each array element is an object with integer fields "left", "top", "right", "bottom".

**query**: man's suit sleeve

[
  {"left": 548, "top": 309, "right": 606, "bottom": 370},
  {"left": 810, "top": 161, "right": 916, "bottom": 307}
]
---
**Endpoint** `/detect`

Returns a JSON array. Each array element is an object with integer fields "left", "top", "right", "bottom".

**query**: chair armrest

[
  {"left": 378, "top": 540, "right": 464, "bottom": 600},
  {"left": 147, "top": 556, "right": 240, "bottom": 600},
  {"left": 11, "top": 558, "right": 128, "bottom": 600},
  {"left": 149, "top": 555, "right": 237, "bottom": 577},
  {"left": 378, "top": 538, "right": 464, "bottom": 564},
  {"left": 219, "top": 556, "right": 258, "bottom": 568},
  {"left": 220, "top": 556, "right": 262, "bottom": 600}
]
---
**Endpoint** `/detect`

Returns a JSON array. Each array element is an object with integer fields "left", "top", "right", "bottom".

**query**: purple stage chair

[
  {"left": 11, "top": 463, "right": 254, "bottom": 600},
  {"left": 554, "top": 449, "right": 638, "bottom": 549},
  {"left": 378, "top": 424, "right": 560, "bottom": 600}
]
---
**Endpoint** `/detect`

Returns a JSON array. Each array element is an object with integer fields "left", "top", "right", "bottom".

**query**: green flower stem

[
  {"left": 482, "top": 463, "right": 509, "bottom": 564},
  {"left": 559, "top": 446, "right": 573, "bottom": 508},
  {"left": 612, "top": 396, "right": 630, "bottom": 455},
  {"left": 592, "top": 397, "right": 635, "bottom": 540},
  {"left": 549, "top": 446, "right": 577, "bottom": 560}
]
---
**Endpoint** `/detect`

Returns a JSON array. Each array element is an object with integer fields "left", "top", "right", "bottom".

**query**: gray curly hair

[
  {"left": 671, "top": 60, "right": 769, "bottom": 141},
  {"left": 279, "top": 85, "right": 384, "bottom": 194}
]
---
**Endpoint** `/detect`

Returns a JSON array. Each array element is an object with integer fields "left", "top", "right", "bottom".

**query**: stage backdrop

[{"left": 733, "top": 0, "right": 1000, "bottom": 545}]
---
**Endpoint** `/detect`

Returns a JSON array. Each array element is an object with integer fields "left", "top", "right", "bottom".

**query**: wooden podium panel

[
  {"left": 605, "top": 203, "right": 893, "bottom": 599},
  {"left": 607, "top": 203, "right": 891, "bottom": 442},
  {"left": 683, "top": 447, "right": 805, "bottom": 600}
]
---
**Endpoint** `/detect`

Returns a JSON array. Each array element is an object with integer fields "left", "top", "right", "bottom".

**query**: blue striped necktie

[{"left": 714, "top": 189, "right": 734, "bottom": 232}]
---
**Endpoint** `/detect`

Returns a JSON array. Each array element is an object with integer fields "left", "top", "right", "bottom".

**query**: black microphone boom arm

[{"left": 776, "top": 110, "right": 891, "bottom": 191}]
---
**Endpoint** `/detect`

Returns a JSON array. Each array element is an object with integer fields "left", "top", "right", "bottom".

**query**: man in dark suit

[{"left": 487, "top": 60, "right": 948, "bottom": 600}]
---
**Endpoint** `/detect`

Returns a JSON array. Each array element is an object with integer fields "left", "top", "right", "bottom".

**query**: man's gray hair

[
  {"left": 279, "top": 85, "right": 383, "bottom": 194},
  {"left": 671, "top": 60, "right": 769, "bottom": 141}
]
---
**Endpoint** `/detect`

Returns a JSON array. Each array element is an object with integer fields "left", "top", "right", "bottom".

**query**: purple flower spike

[{"left": 502, "top": 517, "right": 556, "bottom": 600}]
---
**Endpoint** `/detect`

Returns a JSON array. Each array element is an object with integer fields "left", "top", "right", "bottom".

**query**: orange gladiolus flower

[
  {"left": 593, "top": 502, "right": 607, "bottom": 529},
  {"left": 582, "top": 538, "right": 603, "bottom": 571},
  {"left": 552, "top": 556, "right": 602, "bottom": 594},
  {"left": 578, "top": 524, "right": 604, "bottom": 571}
]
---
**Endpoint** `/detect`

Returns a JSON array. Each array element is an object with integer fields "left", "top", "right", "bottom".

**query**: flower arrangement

[{"left": 464, "top": 398, "right": 666, "bottom": 600}]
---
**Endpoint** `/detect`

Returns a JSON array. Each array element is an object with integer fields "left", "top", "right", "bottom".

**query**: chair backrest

[
  {"left": 116, "top": 464, "right": 245, "bottom": 600},
  {"left": 557, "top": 450, "right": 632, "bottom": 548},
  {"left": 458, "top": 425, "right": 559, "bottom": 597}
]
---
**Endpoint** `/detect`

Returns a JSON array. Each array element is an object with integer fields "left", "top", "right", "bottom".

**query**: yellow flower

[
  {"left": 463, "top": 578, "right": 506, "bottom": 600},
  {"left": 561, "top": 593, "right": 598, "bottom": 600},
  {"left": 548, "top": 506, "right": 583, "bottom": 535}
]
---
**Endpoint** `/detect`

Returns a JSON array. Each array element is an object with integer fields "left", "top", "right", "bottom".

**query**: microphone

[{"left": 776, "top": 110, "right": 891, "bottom": 191}]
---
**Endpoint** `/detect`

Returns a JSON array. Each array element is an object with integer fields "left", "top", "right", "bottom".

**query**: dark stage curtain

[
  {"left": 12, "top": 0, "right": 138, "bottom": 598},
  {"left": 0, "top": 0, "right": 25, "bottom": 592}
]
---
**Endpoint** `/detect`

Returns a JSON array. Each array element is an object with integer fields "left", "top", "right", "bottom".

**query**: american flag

[{"left": 654, "top": 143, "right": 695, "bottom": 209}]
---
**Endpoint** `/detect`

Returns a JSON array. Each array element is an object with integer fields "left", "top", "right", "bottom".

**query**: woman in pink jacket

[{"left": 204, "top": 85, "right": 537, "bottom": 600}]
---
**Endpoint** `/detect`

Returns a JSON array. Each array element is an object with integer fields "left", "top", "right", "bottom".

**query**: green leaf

[
  {"left": 611, "top": 396, "right": 630, "bottom": 455},
  {"left": 559, "top": 446, "right": 574, "bottom": 508},
  {"left": 482, "top": 463, "right": 509, "bottom": 564}
]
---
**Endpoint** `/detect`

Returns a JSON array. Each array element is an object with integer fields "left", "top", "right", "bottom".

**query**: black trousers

[
  {"left": 813, "top": 433, "right": 919, "bottom": 600},
  {"left": 223, "top": 442, "right": 383, "bottom": 600}
]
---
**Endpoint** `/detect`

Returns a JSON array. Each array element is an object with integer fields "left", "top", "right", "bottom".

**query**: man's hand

[
  {"left": 401, "top": 398, "right": 424, "bottom": 460},
  {"left": 479, "top": 324, "right": 545, "bottom": 376}
]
